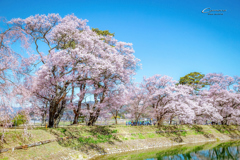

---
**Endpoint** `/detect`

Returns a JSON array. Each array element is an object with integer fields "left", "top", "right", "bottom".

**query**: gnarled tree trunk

[
  {"left": 169, "top": 115, "right": 175, "bottom": 125},
  {"left": 73, "top": 101, "right": 82, "bottom": 124},
  {"left": 54, "top": 99, "right": 66, "bottom": 127},
  {"left": 114, "top": 117, "right": 118, "bottom": 125},
  {"left": 87, "top": 112, "right": 100, "bottom": 126},
  {"left": 73, "top": 83, "right": 86, "bottom": 124},
  {"left": 157, "top": 115, "right": 164, "bottom": 126},
  {"left": 48, "top": 92, "right": 67, "bottom": 128},
  {"left": 87, "top": 107, "right": 101, "bottom": 126}
]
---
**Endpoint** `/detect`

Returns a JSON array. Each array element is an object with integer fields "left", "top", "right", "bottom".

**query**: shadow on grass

[
  {"left": 187, "top": 125, "right": 215, "bottom": 139},
  {"left": 211, "top": 125, "right": 240, "bottom": 139},
  {"left": 156, "top": 125, "right": 216, "bottom": 143},
  {"left": 156, "top": 125, "right": 186, "bottom": 143},
  {"left": 47, "top": 126, "right": 122, "bottom": 154}
]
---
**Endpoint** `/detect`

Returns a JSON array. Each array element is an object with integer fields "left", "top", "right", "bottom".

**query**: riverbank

[
  {"left": 1, "top": 125, "right": 240, "bottom": 159},
  {"left": 92, "top": 140, "right": 240, "bottom": 160}
]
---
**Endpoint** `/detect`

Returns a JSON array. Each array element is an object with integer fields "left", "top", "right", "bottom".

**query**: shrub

[{"left": 12, "top": 111, "right": 28, "bottom": 126}]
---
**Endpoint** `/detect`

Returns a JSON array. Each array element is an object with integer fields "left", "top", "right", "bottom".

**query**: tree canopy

[
  {"left": 92, "top": 28, "right": 114, "bottom": 37},
  {"left": 178, "top": 72, "right": 206, "bottom": 91}
]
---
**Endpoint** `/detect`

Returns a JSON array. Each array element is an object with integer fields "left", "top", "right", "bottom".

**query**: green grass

[
  {"left": 112, "top": 129, "right": 118, "bottom": 133},
  {"left": 206, "top": 130, "right": 212, "bottom": 133},
  {"left": 48, "top": 126, "right": 121, "bottom": 150},
  {"left": 146, "top": 133, "right": 156, "bottom": 138},
  {"left": 0, "top": 141, "right": 81, "bottom": 160},
  {"left": 180, "top": 131, "right": 187, "bottom": 136},
  {"left": 122, "top": 137, "right": 128, "bottom": 140},
  {"left": 224, "top": 130, "right": 230, "bottom": 134},
  {"left": 138, "top": 133, "right": 145, "bottom": 139},
  {"left": 56, "top": 128, "right": 67, "bottom": 134},
  {"left": 0, "top": 129, "right": 55, "bottom": 149},
  {"left": 3, "top": 125, "right": 239, "bottom": 149}
]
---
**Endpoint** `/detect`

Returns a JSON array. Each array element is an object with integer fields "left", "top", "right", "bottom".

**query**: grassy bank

[{"left": 1, "top": 125, "right": 240, "bottom": 159}]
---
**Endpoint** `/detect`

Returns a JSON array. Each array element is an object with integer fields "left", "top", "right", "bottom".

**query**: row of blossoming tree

[{"left": 0, "top": 14, "right": 240, "bottom": 136}]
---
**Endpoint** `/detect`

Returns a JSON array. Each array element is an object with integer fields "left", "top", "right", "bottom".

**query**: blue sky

[{"left": 0, "top": 0, "right": 239, "bottom": 82}]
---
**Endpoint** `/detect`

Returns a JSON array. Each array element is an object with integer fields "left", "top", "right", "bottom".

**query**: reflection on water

[
  {"left": 152, "top": 142, "right": 240, "bottom": 160},
  {"left": 95, "top": 141, "right": 240, "bottom": 160}
]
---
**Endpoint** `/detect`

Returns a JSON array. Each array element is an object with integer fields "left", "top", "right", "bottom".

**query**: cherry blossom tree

[
  {"left": 6, "top": 14, "right": 89, "bottom": 127},
  {"left": 200, "top": 73, "right": 240, "bottom": 125},
  {"left": 126, "top": 83, "right": 150, "bottom": 123},
  {"left": 7, "top": 14, "right": 139, "bottom": 127},
  {"left": 143, "top": 74, "right": 222, "bottom": 126},
  {"left": 142, "top": 75, "right": 178, "bottom": 125},
  {"left": 104, "top": 84, "right": 129, "bottom": 124},
  {"left": 0, "top": 17, "right": 38, "bottom": 140}
]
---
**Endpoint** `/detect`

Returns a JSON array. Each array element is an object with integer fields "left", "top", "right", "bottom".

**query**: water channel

[{"left": 92, "top": 140, "right": 240, "bottom": 160}]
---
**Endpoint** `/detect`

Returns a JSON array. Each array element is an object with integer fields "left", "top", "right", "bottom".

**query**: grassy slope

[
  {"left": 1, "top": 125, "right": 240, "bottom": 160},
  {"left": 0, "top": 130, "right": 55, "bottom": 148}
]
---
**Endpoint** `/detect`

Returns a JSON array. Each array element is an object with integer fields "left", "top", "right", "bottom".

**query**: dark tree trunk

[
  {"left": 48, "top": 112, "right": 55, "bottom": 128},
  {"left": 157, "top": 115, "right": 164, "bottom": 126},
  {"left": 87, "top": 108, "right": 100, "bottom": 126},
  {"left": 54, "top": 111, "right": 63, "bottom": 128},
  {"left": 221, "top": 120, "right": 227, "bottom": 125},
  {"left": 54, "top": 99, "right": 66, "bottom": 127},
  {"left": 48, "top": 100, "right": 57, "bottom": 128},
  {"left": 73, "top": 101, "right": 82, "bottom": 124},
  {"left": 48, "top": 94, "right": 67, "bottom": 128},
  {"left": 169, "top": 116, "right": 174, "bottom": 125},
  {"left": 73, "top": 113, "right": 78, "bottom": 125},
  {"left": 114, "top": 111, "right": 118, "bottom": 125},
  {"left": 87, "top": 116, "right": 97, "bottom": 126},
  {"left": 54, "top": 113, "right": 63, "bottom": 127}
]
